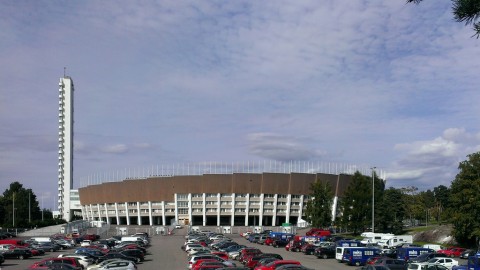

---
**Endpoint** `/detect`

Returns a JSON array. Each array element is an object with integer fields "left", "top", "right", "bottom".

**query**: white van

[
  {"left": 121, "top": 236, "right": 148, "bottom": 245},
  {"left": 336, "top": 246, "right": 366, "bottom": 261},
  {"left": 423, "top": 244, "right": 444, "bottom": 251},
  {"left": 31, "top": 237, "right": 52, "bottom": 243}
]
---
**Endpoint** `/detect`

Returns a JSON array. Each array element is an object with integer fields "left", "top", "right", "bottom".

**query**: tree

[
  {"left": 377, "top": 188, "right": 407, "bottom": 234},
  {"left": 304, "top": 180, "right": 333, "bottom": 228},
  {"left": 340, "top": 171, "right": 385, "bottom": 235},
  {"left": 448, "top": 152, "right": 480, "bottom": 246},
  {"left": 407, "top": 0, "right": 480, "bottom": 38},
  {"left": 2, "top": 182, "right": 42, "bottom": 228}
]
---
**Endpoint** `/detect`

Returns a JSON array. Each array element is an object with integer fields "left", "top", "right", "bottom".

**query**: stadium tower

[{"left": 58, "top": 76, "right": 74, "bottom": 222}]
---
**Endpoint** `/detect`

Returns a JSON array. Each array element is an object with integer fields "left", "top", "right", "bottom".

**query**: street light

[{"left": 371, "top": 167, "right": 376, "bottom": 233}]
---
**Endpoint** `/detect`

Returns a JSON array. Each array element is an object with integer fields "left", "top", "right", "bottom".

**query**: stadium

[{"left": 78, "top": 162, "right": 377, "bottom": 227}]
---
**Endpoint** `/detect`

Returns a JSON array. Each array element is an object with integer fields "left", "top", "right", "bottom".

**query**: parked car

[
  {"left": 314, "top": 246, "right": 336, "bottom": 259},
  {"left": 119, "top": 249, "right": 144, "bottom": 263},
  {"left": 272, "top": 239, "right": 289, "bottom": 248},
  {"left": 254, "top": 260, "right": 302, "bottom": 270},
  {"left": 275, "top": 265, "right": 312, "bottom": 270},
  {"left": 1, "top": 248, "right": 32, "bottom": 259},
  {"left": 426, "top": 257, "right": 459, "bottom": 268},
  {"left": 460, "top": 249, "right": 476, "bottom": 259},
  {"left": 438, "top": 248, "right": 466, "bottom": 258},
  {"left": 28, "top": 257, "right": 83, "bottom": 270},
  {"left": 407, "top": 263, "right": 449, "bottom": 270},
  {"left": 97, "top": 252, "right": 138, "bottom": 263},
  {"left": 373, "top": 257, "right": 407, "bottom": 270},
  {"left": 86, "top": 259, "right": 137, "bottom": 270},
  {"left": 409, "top": 253, "right": 449, "bottom": 263},
  {"left": 0, "top": 253, "right": 4, "bottom": 266},
  {"left": 58, "top": 253, "right": 95, "bottom": 268}
]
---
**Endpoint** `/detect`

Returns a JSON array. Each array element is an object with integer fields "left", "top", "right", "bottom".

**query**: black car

[
  {"left": 314, "top": 246, "right": 336, "bottom": 259},
  {"left": 36, "top": 242, "right": 61, "bottom": 252},
  {"left": 0, "top": 253, "right": 4, "bottom": 265},
  {"left": 120, "top": 249, "right": 145, "bottom": 263},
  {"left": 460, "top": 249, "right": 476, "bottom": 259},
  {"left": 97, "top": 252, "right": 137, "bottom": 263},
  {"left": 272, "top": 239, "right": 289, "bottom": 248},
  {"left": 1, "top": 248, "right": 32, "bottom": 259}
]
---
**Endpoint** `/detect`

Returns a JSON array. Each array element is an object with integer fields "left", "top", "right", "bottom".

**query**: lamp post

[
  {"left": 371, "top": 167, "right": 376, "bottom": 233},
  {"left": 13, "top": 192, "right": 15, "bottom": 227}
]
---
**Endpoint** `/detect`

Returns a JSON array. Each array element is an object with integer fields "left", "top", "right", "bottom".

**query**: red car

[
  {"left": 254, "top": 260, "right": 301, "bottom": 270},
  {"left": 264, "top": 237, "right": 274, "bottom": 246},
  {"left": 239, "top": 248, "right": 261, "bottom": 262},
  {"left": 438, "top": 247, "right": 467, "bottom": 257},
  {"left": 211, "top": 252, "right": 228, "bottom": 260},
  {"left": 192, "top": 259, "right": 226, "bottom": 270},
  {"left": 28, "top": 257, "right": 82, "bottom": 270}
]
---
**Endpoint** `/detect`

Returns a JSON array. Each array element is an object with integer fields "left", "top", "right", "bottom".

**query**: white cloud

[{"left": 101, "top": 144, "right": 128, "bottom": 154}]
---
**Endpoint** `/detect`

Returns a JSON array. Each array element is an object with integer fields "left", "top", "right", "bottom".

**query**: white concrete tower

[{"left": 58, "top": 76, "right": 74, "bottom": 222}]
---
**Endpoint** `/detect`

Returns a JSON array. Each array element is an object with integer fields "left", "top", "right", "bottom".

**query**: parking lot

[{"left": 3, "top": 230, "right": 469, "bottom": 270}]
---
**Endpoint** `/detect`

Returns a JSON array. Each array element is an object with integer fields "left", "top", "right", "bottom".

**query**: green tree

[
  {"left": 340, "top": 171, "right": 385, "bottom": 235},
  {"left": 449, "top": 152, "right": 480, "bottom": 247},
  {"left": 2, "top": 182, "right": 42, "bottom": 228},
  {"left": 407, "top": 0, "right": 480, "bottom": 37},
  {"left": 304, "top": 180, "right": 333, "bottom": 228},
  {"left": 377, "top": 188, "right": 407, "bottom": 234}
]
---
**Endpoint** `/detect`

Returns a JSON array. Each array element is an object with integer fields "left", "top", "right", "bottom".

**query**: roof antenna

[{"left": 64, "top": 67, "right": 66, "bottom": 77}]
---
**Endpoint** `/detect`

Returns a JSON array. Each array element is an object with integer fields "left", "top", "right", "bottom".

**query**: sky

[{"left": 1, "top": 1, "right": 479, "bottom": 210}]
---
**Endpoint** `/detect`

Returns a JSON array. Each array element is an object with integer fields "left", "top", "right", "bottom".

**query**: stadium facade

[{"left": 78, "top": 171, "right": 355, "bottom": 227}]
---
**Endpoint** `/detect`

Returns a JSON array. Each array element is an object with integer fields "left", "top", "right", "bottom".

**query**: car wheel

[
  {"left": 137, "top": 258, "right": 141, "bottom": 263},
  {"left": 322, "top": 254, "right": 328, "bottom": 259},
  {"left": 19, "top": 255, "right": 24, "bottom": 260},
  {"left": 355, "top": 262, "right": 360, "bottom": 266}
]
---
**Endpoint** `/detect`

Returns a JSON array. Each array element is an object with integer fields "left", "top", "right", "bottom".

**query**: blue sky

[{"left": 1, "top": 1, "right": 479, "bottom": 210}]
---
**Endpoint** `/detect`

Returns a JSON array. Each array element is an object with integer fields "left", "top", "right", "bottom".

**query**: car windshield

[{"left": 427, "top": 258, "right": 439, "bottom": 263}]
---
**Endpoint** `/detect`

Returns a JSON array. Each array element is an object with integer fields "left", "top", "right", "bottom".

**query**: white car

[
  {"left": 80, "top": 240, "right": 92, "bottom": 247},
  {"left": 426, "top": 257, "right": 459, "bottom": 269},
  {"left": 408, "top": 263, "right": 449, "bottom": 270},
  {"left": 58, "top": 253, "right": 94, "bottom": 268},
  {"left": 175, "top": 224, "right": 183, "bottom": 229},
  {"left": 87, "top": 259, "right": 136, "bottom": 270}
]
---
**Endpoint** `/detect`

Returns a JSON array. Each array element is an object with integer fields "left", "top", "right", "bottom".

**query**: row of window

[{"left": 88, "top": 208, "right": 300, "bottom": 216}]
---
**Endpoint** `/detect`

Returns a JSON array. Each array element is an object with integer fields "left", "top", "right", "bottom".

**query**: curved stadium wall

[{"left": 78, "top": 172, "right": 354, "bottom": 227}]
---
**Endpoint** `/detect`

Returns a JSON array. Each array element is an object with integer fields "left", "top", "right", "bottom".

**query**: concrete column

[
  {"left": 89, "top": 204, "right": 94, "bottom": 221},
  {"left": 174, "top": 194, "right": 178, "bottom": 225},
  {"left": 298, "top": 195, "right": 304, "bottom": 219},
  {"left": 82, "top": 206, "right": 87, "bottom": 220},
  {"left": 202, "top": 193, "right": 206, "bottom": 226},
  {"left": 272, "top": 194, "right": 278, "bottom": 226},
  {"left": 104, "top": 203, "right": 110, "bottom": 224},
  {"left": 188, "top": 194, "right": 192, "bottom": 226},
  {"left": 245, "top": 194, "right": 250, "bottom": 226},
  {"left": 217, "top": 193, "right": 221, "bottom": 227},
  {"left": 148, "top": 201, "right": 153, "bottom": 226},
  {"left": 137, "top": 202, "right": 141, "bottom": 225},
  {"left": 162, "top": 201, "right": 166, "bottom": 226},
  {"left": 97, "top": 204, "right": 101, "bottom": 221},
  {"left": 259, "top": 194, "right": 264, "bottom": 226},
  {"left": 114, "top": 203, "right": 120, "bottom": 225},
  {"left": 125, "top": 202, "right": 130, "bottom": 226},
  {"left": 286, "top": 194, "right": 291, "bottom": 224},
  {"left": 231, "top": 193, "right": 235, "bottom": 227}
]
